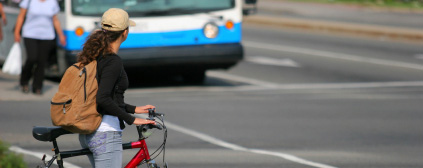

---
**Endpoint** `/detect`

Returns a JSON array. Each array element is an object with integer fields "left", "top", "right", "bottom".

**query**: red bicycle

[{"left": 33, "top": 109, "right": 168, "bottom": 168}]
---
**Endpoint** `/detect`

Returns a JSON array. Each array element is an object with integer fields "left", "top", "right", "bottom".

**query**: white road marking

[
  {"left": 208, "top": 71, "right": 423, "bottom": 89},
  {"left": 9, "top": 146, "right": 81, "bottom": 168},
  {"left": 246, "top": 56, "right": 301, "bottom": 67},
  {"left": 249, "top": 149, "right": 337, "bottom": 168},
  {"left": 244, "top": 41, "right": 423, "bottom": 71},
  {"left": 271, "top": 81, "right": 423, "bottom": 90},
  {"left": 207, "top": 71, "right": 280, "bottom": 88},
  {"left": 126, "top": 80, "right": 423, "bottom": 96},
  {"left": 162, "top": 121, "right": 338, "bottom": 168}
]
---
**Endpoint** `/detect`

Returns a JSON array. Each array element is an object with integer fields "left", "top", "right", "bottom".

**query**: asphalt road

[{"left": 1, "top": 25, "right": 423, "bottom": 168}]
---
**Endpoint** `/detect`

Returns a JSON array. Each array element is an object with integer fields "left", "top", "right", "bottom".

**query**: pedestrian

[
  {"left": 77, "top": 8, "right": 157, "bottom": 168},
  {"left": 14, "top": 0, "right": 66, "bottom": 95},
  {"left": 0, "top": 2, "right": 7, "bottom": 42}
]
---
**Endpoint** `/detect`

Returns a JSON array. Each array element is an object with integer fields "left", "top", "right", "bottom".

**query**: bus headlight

[{"left": 203, "top": 22, "right": 219, "bottom": 38}]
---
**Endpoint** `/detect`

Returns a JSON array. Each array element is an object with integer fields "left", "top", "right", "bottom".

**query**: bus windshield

[{"left": 72, "top": 0, "right": 235, "bottom": 16}]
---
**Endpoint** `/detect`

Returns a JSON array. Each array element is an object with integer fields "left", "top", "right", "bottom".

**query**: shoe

[
  {"left": 49, "top": 64, "right": 59, "bottom": 72},
  {"left": 33, "top": 89, "right": 42, "bottom": 95},
  {"left": 21, "top": 85, "right": 30, "bottom": 93}
]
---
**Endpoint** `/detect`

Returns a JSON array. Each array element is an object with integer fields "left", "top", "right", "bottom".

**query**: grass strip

[{"left": 0, "top": 140, "right": 26, "bottom": 168}]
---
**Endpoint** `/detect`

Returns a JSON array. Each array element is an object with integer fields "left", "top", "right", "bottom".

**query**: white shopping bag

[{"left": 2, "top": 43, "right": 22, "bottom": 75}]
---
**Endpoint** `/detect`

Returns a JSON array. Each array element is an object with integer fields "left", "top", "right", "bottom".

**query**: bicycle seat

[{"left": 33, "top": 126, "right": 73, "bottom": 142}]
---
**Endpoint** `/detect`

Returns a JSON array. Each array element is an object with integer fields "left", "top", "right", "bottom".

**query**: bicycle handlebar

[
  {"left": 147, "top": 108, "right": 164, "bottom": 120},
  {"left": 136, "top": 108, "right": 165, "bottom": 139}
]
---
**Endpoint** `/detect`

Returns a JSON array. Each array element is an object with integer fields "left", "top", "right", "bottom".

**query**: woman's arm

[
  {"left": 124, "top": 104, "right": 156, "bottom": 114},
  {"left": 135, "top": 105, "right": 156, "bottom": 114},
  {"left": 125, "top": 104, "right": 136, "bottom": 113},
  {"left": 0, "top": 4, "right": 7, "bottom": 25},
  {"left": 97, "top": 56, "right": 136, "bottom": 125},
  {"left": 14, "top": 8, "right": 26, "bottom": 42},
  {"left": 52, "top": 15, "right": 66, "bottom": 46}
]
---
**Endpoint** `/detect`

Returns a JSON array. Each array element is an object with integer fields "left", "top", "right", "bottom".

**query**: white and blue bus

[{"left": 1, "top": 0, "right": 256, "bottom": 83}]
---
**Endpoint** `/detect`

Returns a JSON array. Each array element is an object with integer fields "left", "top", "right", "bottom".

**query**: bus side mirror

[{"left": 243, "top": 0, "right": 258, "bottom": 16}]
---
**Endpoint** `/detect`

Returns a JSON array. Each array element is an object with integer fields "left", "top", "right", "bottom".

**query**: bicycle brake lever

[
  {"left": 141, "top": 123, "right": 162, "bottom": 131},
  {"left": 155, "top": 112, "right": 164, "bottom": 117},
  {"left": 147, "top": 108, "right": 156, "bottom": 120},
  {"left": 151, "top": 123, "right": 163, "bottom": 130}
]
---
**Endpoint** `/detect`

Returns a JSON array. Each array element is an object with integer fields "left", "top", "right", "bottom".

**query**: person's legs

[
  {"left": 32, "top": 39, "right": 55, "bottom": 93},
  {"left": 20, "top": 38, "right": 38, "bottom": 91},
  {"left": 79, "top": 134, "right": 95, "bottom": 166},
  {"left": 94, "top": 131, "right": 123, "bottom": 168},
  {"left": 47, "top": 38, "right": 58, "bottom": 70},
  {"left": 80, "top": 131, "right": 123, "bottom": 168}
]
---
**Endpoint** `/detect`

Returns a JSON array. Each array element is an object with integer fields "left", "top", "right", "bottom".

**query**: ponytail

[{"left": 77, "top": 28, "right": 125, "bottom": 67}]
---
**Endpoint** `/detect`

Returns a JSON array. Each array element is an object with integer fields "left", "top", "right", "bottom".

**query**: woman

[
  {"left": 77, "top": 8, "right": 156, "bottom": 168},
  {"left": 14, "top": 0, "right": 66, "bottom": 95}
]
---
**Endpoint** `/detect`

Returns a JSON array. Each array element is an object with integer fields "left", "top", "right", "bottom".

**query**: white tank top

[{"left": 97, "top": 115, "right": 122, "bottom": 132}]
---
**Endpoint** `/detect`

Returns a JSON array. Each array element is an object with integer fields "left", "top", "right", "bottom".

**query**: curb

[{"left": 243, "top": 15, "right": 423, "bottom": 42}]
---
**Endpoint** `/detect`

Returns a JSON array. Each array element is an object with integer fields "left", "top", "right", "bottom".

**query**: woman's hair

[{"left": 77, "top": 28, "right": 127, "bottom": 66}]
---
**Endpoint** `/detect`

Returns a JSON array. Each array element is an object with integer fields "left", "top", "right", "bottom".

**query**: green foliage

[{"left": 0, "top": 140, "right": 26, "bottom": 168}]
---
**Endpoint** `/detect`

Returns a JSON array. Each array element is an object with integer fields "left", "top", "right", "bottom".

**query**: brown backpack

[{"left": 50, "top": 60, "right": 101, "bottom": 134}]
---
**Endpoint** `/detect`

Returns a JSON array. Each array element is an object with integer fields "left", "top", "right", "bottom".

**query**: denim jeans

[{"left": 79, "top": 131, "right": 123, "bottom": 168}]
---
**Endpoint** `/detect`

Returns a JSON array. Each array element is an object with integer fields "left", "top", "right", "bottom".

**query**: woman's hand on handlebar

[
  {"left": 133, "top": 118, "right": 156, "bottom": 125},
  {"left": 135, "top": 105, "right": 156, "bottom": 114}
]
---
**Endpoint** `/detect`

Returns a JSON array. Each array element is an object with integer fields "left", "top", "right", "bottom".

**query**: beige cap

[{"left": 101, "top": 8, "right": 136, "bottom": 31}]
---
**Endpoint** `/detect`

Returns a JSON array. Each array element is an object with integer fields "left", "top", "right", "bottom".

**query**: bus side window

[{"left": 58, "top": 0, "right": 64, "bottom": 11}]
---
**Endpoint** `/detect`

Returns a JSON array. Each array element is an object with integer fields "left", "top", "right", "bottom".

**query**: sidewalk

[
  {"left": 244, "top": 0, "right": 423, "bottom": 42},
  {"left": 0, "top": 72, "right": 57, "bottom": 101}
]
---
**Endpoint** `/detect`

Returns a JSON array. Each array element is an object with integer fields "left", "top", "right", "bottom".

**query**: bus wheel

[{"left": 183, "top": 70, "right": 206, "bottom": 84}]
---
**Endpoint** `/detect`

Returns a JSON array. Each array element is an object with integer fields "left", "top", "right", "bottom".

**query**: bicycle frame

[
  {"left": 124, "top": 139, "right": 151, "bottom": 168},
  {"left": 43, "top": 133, "right": 153, "bottom": 168}
]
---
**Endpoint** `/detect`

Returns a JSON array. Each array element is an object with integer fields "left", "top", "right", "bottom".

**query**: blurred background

[{"left": 0, "top": 0, "right": 422, "bottom": 167}]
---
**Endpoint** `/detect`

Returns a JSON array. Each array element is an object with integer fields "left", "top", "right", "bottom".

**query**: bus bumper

[
  {"left": 65, "top": 43, "right": 243, "bottom": 72},
  {"left": 122, "top": 43, "right": 243, "bottom": 69}
]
